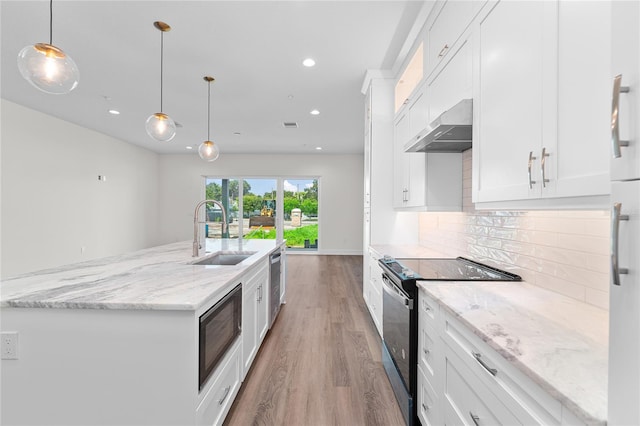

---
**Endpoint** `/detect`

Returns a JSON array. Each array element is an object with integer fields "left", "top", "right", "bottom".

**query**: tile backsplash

[{"left": 418, "top": 150, "right": 610, "bottom": 310}]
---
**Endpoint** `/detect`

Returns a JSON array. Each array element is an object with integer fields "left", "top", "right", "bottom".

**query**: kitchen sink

[{"left": 192, "top": 251, "right": 257, "bottom": 266}]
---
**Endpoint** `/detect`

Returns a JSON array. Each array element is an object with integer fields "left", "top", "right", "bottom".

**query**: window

[{"left": 204, "top": 177, "right": 319, "bottom": 251}]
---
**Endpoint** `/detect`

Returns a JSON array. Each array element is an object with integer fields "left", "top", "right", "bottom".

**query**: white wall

[
  {"left": 157, "top": 153, "right": 364, "bottom": 254},
  {"left": 1, "top": 100, "right": 161, "bottom": 278}
]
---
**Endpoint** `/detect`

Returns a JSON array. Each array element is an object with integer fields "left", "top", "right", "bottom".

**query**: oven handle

[{"left": 381, "top": 274, "right": 413, "bottom": 310}]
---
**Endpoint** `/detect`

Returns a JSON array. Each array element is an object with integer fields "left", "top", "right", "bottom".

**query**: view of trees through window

[{"left": 204, "top": 177, "right": 319, "bottom": 250}]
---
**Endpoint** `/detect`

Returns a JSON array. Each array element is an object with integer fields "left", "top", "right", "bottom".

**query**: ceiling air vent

[{"left": 283, "top": 122, "right": 298, "bottom": 128}]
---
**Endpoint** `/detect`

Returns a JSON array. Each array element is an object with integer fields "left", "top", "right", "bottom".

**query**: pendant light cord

[
  {"left": 49, "top": 0, "right": 53, "bottom": 45},
  {"left": 160, "top": 31, "right": 164, "bottom": 113},
  {"left": 207, "top": 80, "right": 211, "bottom": 141}
]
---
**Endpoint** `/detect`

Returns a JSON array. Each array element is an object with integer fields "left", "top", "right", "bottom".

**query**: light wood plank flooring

[{"left": 224, "top": 255, "right": 405, "bottom": 426}]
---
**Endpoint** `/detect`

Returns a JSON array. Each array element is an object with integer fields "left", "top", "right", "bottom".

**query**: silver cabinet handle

[
  {"left": 422, "top": 403, "right": 430, "bottom": 412},
  {"left": 218, "top": 385, "right": 231, "bottom": 405},
  {"left": 528, "top": 151, "right": 537, "bottom": 189},
  {"left": 423, "top": 348, "right": 430, "bottom": 356},
  {"left": 612, "top": 74, "right": 630, "bottom": 158},
  {"left": 473, "top": 352, "right": 497, "bottom": 376},
  {"left": 438, "top": 44, "right": 449, "bottom": 58},
  {"left": 541, "top": 147, "right": 550, "bottom": 188},
  {"left": 470, "top": 412, "right": 480, "bottom": 426},
  {"left": 612, "top": 202, "right": 630, "bottom": 286}
]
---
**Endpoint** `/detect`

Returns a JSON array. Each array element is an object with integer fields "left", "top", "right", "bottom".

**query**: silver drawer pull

[
  {"left": 473, "top": 352, "right": 497, "bottom": 376},
  {"left": 470, "top": 412, "right": 480, "bottom": 426},
  {"left": 218, "top": 385, "right": 231, "bottom": 405},
  {"left": 528, "top": 151, "right": 537, "bottom": 189},
  {"left": 612, "top": 74, "right": 630, "bottom": 158},
  {"left": 612, "top": 202, "right": 630, "bottom": 286}
]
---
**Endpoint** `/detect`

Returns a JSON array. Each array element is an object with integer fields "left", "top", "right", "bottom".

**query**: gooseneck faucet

[{"left": 193, "top": 199, "right": 228, "bottom": 257}]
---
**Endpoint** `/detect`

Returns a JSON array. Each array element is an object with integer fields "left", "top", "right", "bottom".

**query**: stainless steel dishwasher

[{"left": 269, "top": 249, "right": 282, "bottom": 327}]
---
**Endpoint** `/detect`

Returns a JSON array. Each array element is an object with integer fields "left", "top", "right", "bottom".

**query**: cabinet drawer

[
  {"left": 444, "top": 344, "right": 521, "bottom": 426},
  {"left": 419, "top": 317, "right": 438, "bottom": 379},
  {"left": 196, "top": 342, "right": 242, "bottom": 426},
  {"left": 419, "top": 289, "right": 438, "bottom": 326},
  {"left": 443, "top": 312, "right": 562, "bottom": 425},
  {"left": 418, "top": 364, "right": 441, "bottom": 426}
]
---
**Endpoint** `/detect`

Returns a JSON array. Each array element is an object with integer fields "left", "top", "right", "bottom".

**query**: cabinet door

[
  {"left": 393, "top": 112, "right": 409, "bottom": 208},
  {"left": 418, "top": 365, "right": 440, "bottom": 426},
  {"left": 609, "top": 181, "right": 640, "bottom": 426},
  {"left": 553, "top": 1, "right": 610, "bottom": 199},
  {"left": 473, "top": 0, "right": 557, "bottom": 203},
  {"left": 257, "top": 279, "right": 269, "bottom": 344},
  {"left": 428, "top": 37, "right": 472, "bottom": 123},
  {"left": 427, "top": 0, "right": 474, "bottom": 76},
  {"left": 241, "top": 287, "right": 258, "bottom": 378},
  {"left": 611, "top": 1, "right": 640, "bottom": 181}
]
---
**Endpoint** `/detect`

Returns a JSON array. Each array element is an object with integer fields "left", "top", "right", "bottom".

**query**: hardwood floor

[{"left": 224, "top": 255, "right": 405, "bottom": 426}]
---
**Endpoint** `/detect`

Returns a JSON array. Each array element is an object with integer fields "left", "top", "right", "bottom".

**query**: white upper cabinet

[
  {"left": 428, "top": 35, "right": 472, "bottom": 123},
  {"left": 555, "top": 1, "right": 611, "bottom": 199},
  {"left": 611, "top": 1, "right": 640, "bottom": 181},
  {"left": 473, "top": 0, "right": 611, "bottom": 208},
  {"left": 393, "top": 106, "right": 427, "bottom": 209},
  {"left": 472, "top": 0, "right": 557, "bottom": 204},
  {"left": 426, "top": 1, "right": 485, "bottom": 78},
  {"left": 393, "top": 80, "right": 463, "bottom": 211}
]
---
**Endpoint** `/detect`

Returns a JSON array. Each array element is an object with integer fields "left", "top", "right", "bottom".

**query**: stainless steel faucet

[{"left": 193, "top": 199, "right": 228, "bottom": 257}]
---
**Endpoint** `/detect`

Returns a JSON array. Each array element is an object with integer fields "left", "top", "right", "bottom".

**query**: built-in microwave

[{"left": 199, "top": 283, "right": 242, "bottom": 391}]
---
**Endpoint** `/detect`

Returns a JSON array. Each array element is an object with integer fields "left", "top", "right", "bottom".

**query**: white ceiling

[{"left": 1, "top": 1, "right": 424, "bottom": 156}]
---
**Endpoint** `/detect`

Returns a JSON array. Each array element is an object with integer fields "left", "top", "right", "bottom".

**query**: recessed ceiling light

[
  {"left": 310, "top": 109, "right": 320, "bottom": 116},
  {"left": 315, "top": 147, "right": 322, "bottom": 150},
  {"left": 108, "top": 109, "right": 120, "bottom": 115},
  {"left": 186, "top": 146, "right": 193, "bottom": 150},
  {"left": 303, "top": 58, "right": 316, "bottom": 67}
]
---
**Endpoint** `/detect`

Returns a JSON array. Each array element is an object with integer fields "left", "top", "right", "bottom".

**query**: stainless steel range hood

[{"left": 404, "top": 99, "right": 472, "bottom": 153}]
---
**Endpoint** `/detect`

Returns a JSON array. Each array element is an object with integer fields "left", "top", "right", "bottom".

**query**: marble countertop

[
  {"left": 371, "top": 244, "right": 608, "bottom": 425},
  {"left": 0, "top": 239, "right": 281, "bottom": 311}
]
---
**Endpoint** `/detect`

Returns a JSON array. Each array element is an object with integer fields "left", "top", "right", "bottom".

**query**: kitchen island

[{"left": 1, "top": 239, "right": 283, "bottom": 426}]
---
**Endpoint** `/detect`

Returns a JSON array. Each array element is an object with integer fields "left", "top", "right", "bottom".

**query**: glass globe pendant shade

[
  {"left": 145, "top": 112, "right": 176, "bottom": 142},
  {"left": 17, "top": 43, "right": 79, "bottom": 94},
  {"left": 198, "top": 140, "right": 219, "bottom": 162}
]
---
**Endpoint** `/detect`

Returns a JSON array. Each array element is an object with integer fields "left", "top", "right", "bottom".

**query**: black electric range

[{"left": 378, "top": 256, "right": 521, "bottom": 426}]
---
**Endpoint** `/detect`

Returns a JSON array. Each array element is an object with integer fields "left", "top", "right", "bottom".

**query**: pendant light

[
  {"left": 145, "top": 21, "right": 176, "bottom": 142},
  {"left": 17, "top": 0, "right": 79, "bottom": 94},
  {"left": 198, "top": 76, "right": 220, "bottom": 162}
]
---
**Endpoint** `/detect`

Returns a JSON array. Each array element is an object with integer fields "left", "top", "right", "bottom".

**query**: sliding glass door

[{"left": 204, "top": 176, "right": 318, "bottom": 251}]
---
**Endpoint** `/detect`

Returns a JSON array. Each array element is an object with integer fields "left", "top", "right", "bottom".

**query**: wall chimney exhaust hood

[{"left": 404, "top": 99, "right": 472, "bottom": 153}]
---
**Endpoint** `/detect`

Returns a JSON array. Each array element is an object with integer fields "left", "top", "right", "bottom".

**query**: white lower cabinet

[
  {"left": 196, "top": 341, "right": 242, "bottom": 426},
  {"left": 364, "top": 250, "right": 383, "bottom": 336},
  {"left": 241, "top": 259, "right": 270, "bottom": 378},
  {"left": 418, "top": 289, "right": 586, "bottom": 426},
  {"left": 443, "top": 343, "right": 519, "bottom": 426}
]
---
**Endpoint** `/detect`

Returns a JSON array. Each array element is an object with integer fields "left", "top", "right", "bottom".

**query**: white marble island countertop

[{"left": 1, "top": 239, "right": 280, "bottom": 311}]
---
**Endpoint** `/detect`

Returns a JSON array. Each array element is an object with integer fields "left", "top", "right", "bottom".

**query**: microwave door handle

[{"left": 381, "top": 275, "right": 413, "bottom": 310}]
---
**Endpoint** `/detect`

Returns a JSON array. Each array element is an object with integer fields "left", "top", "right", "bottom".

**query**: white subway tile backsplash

[{"left": 418, "top": 150, "right": 610, "bottom": 309}]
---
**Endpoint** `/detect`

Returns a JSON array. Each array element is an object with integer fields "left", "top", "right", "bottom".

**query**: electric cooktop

[{"left": 380, "top": 256, "right": 521, "bottom": 282}]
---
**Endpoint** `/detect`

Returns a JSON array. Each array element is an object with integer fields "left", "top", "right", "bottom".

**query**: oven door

[
  {"left": 199, "top": 283, "right": 242, "bottom": 391},
  {"left": 381, "top": 273, "right": 414, "bottom": 390}
]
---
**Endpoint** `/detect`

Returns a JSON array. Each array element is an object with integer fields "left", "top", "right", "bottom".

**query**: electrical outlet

[{"left": 1, "top": 332, "right": 18, "bottom": 360}]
